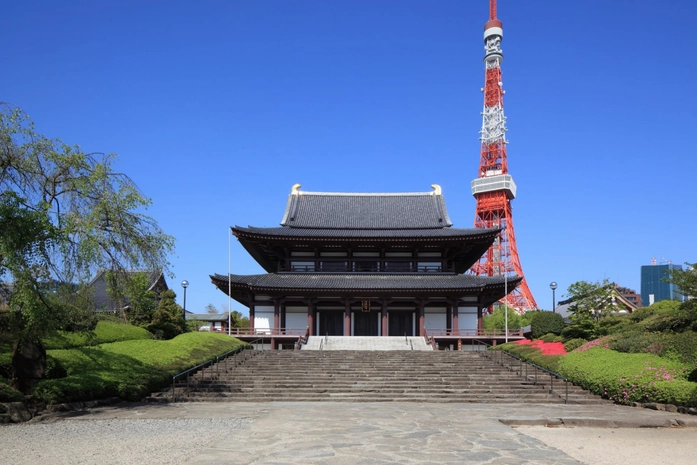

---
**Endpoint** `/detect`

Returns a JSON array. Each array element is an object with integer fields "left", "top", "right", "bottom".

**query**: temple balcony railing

[{"left": 425, "top": 328, "right": 524, "bottom": 338}]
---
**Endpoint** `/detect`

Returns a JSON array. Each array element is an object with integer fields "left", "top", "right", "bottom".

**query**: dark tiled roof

[
  {"left": 211, "top": 272, "right": 520, "bottom": 292},
  {"left": 279, "top": 190, "right": 453, "bottom": 229},
  {"left": 234, "top": 226, "right": 500, "bottom": 240}
]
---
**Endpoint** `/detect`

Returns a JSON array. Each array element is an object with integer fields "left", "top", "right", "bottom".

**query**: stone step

[{"left": 154, "top": 349, "right": 606, "bottom": 405}]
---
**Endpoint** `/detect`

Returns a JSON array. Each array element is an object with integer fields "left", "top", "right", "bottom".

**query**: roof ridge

[{"left": 296, "top": 191, "right": 440, "bottom": 197}]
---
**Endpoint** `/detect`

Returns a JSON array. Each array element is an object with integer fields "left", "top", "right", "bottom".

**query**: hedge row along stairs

[{"left": 149, "top": 346, "right": 606, "bottom": 404}]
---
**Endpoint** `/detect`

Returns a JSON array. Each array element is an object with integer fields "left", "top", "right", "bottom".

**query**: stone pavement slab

[{"left": 4, "top": 402, "right": 697, "bottom": 465}]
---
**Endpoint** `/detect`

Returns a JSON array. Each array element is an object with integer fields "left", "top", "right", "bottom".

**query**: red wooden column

[
  {"left": 446, "top": 301, "right": 453, "bottom": 334},
  {"left": 452, "top": 303, "right": 459, "bottom": 336},
  {"left": 344, "top": 300, "right": 351, "bottom": 336},
  {"left": 381, "top": 300, "right": 388, "bottom": 336},
  {"left": 307, "top": 299, "right": 316, "bottom": 336},
  {"left": 418, "top": 300, "right": 425, "bottom": 337}
]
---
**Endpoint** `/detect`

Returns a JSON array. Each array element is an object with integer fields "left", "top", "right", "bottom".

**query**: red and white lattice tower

[{"left": 470, "top": 0, "right": 538, "bottom": 311}]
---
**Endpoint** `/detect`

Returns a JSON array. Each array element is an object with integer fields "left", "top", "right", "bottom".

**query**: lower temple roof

[{"left": 211, "top": 272, "right": 520, "bottom": 296}]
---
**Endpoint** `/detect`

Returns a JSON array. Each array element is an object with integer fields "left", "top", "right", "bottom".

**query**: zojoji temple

[{"left": 210, "top": 184, "right": 522, "bottom": 349}]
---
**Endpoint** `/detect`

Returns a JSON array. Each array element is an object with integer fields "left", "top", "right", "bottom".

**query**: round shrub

[
  {"left": 540, "top": 333, "right": 558, "bottom": 343},
  {"left": 145, "top": 322, "right": 182, "bottom": 340},
  {"left": 531, "top": 312, "right": 564, "bottom": 339},
  {"left": 563, "top": 338, "right": 587, "bottom": 352}
]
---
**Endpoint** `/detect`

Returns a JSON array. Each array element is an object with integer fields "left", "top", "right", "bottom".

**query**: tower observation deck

[{"left": 470, "top": 0, "right": 538, "bottom": 312}]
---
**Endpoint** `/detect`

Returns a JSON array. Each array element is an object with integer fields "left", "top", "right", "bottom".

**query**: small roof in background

[{"left": 186, "top": 313, "right": 231, "bottom": 322}]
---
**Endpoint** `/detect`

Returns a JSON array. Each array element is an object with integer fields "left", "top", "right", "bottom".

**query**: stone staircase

[
  {"left": 151, "top": 349, "right": 606, "bottom": 404},
  {"left": 302, "top": 336, "right": 431, "bottom": 351}
]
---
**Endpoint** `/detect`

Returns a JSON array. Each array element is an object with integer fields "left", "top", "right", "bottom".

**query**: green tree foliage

[
  {"left": 530, "top": 312, "right": 565, "bottom": 338},
  {"left": 0, "top": 104, "right": 174, "bottom": 390},
  {"left": 106, "top": 271, "right": 158, "bottom": 324},
  {"left": 147, "top": 289, "right": 185, "bottom": 339},
  {"left": 666, "top": 262, "right": 697, "bottom": 298},
  {"left": 648, "top": 300, "right": 682, "bottom": 314},
  {"left": 230, "top": 310, "right": 250, "bottom": 329},
  {"left": 483, "top": 305, "right": 522, "bottom": 330},
  {"left": 565, "top": 279, "right": 620, "bottom": 323}
]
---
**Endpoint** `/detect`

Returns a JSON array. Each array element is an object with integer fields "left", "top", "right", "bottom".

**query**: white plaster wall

[
  {"left": 254, "top": 307, "right": 274, "bottom": 333},
  {"left": 458, "top": 306, "right": 478, "bottom": 331},
  {"left": 424, "top": 312, "right": 446, "bottom": 330},
  {"left": 285, "top": 312, "right": 307, "bottom": 331}
]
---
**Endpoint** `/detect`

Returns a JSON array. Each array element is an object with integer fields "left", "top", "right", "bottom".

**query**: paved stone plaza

[{"left": 1, "top": 402, "right": 696, "bottom": 464}]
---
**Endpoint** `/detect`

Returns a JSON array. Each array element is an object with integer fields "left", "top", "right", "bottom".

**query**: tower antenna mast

[{"left": 470, "top": 0, "right": 538, "bottom": 312}]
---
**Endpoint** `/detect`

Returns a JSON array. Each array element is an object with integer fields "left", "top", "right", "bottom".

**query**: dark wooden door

[
  {"left": 353, "top": 311, "right": 378, "bottom": 336},
  {"left": 389, "top": 312, "right": 414, "bottom": 336},
  {"left": 318, "top": 311, "right": 344, "bottom": 336}
]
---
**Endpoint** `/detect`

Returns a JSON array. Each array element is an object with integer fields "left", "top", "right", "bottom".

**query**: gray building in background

[{"left": 640, "top": 263, "right": 683, "bottom": 306}]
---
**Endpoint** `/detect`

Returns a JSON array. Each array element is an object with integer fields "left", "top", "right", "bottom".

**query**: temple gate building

[{"left": 211, "top": 184, "right": 521, "bottom": 347}]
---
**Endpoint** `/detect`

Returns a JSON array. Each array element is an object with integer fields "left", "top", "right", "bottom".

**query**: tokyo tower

[{"left": 470, "top": 0, "right": 538, "bottom": 311}]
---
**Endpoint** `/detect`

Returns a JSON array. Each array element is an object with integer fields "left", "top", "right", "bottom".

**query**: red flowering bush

[
  {"left": 515, "top": 339, "right": 567, "bottom": 356},
  {"left": 494, "top": 339, "right": 567, "bottom": 372}
]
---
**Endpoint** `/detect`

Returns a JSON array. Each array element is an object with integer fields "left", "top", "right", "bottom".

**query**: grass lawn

[{"left": 29, "top": 332, "right": 247, "bottom": 404}]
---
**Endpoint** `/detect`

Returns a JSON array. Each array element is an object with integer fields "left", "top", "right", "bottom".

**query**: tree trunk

[{"left": 10, "top": 338, "right": 46, "bottom": 395}]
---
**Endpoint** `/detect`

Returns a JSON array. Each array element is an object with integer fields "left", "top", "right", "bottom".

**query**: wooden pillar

[
  {"left": 477, "top": 305, "right": 484, "bottom": 334},
  {"left": 307, "top": 299, "right": 316, "bottom": 336},
  {"left": 344, "top": 300, "right": 351, "bottom": 336},
  {"left": 381, "top": 300, "right": 388, "bottom": 337},
  {"left": 418, "top": 300, "right": 425, "bottom": 337},
  {"left": 249, "top": 304, "right": 255, "bottom": 332},
  {"left": 280, "top": 303, "right": 286, "bottom": 333},
  {"left": 452, "top": 303, "right": 459, "bottom": 336},
  {"left": 273, "top": 299, "right": 280, "bottom": 335},
  {"left": 446, "top": 300, "right": 452, "bottom": 334}
]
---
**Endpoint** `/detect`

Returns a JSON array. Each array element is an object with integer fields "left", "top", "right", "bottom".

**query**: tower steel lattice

[{"left": 470, "top": 0, "right": 538, "bottom": 311}]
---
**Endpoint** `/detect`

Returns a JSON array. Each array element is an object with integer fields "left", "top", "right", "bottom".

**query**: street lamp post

[
  {"left": 550, "top": 282, "right": 557, "bottom": 313},
  {"left": 181, "top": 280, "right": 189, "bottom": 321}
]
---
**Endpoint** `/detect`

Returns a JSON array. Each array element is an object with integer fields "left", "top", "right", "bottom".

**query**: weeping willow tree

[{"left": 0, "top": 104, "right": 174, "bottom": 392}]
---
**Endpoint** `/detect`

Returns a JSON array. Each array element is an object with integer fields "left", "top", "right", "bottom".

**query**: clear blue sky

[{"left": 3, "top": 1, "right": 695, "bottom": 313}]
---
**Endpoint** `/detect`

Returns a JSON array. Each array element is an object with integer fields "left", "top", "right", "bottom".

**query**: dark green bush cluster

[
  {"left": 531, "top": 312, "right": 564, "bottom": 339},
  {"left": 563, "top": 338, "right": 587, "bottom": 352},
  {"left": 0, "top": 378, "right": 24, "bottom": 402},
  {"left": 609, "top": 331, "right": 697, "bottom": 365},
  {"left": 540, "top": 333, "right": 562, "bottom": 343},
  {"left": 45, "top": 356, "right": 67, "bottom": 379},
  {"left": 145, "top": 322, "right": 181, "bottom": 340}
]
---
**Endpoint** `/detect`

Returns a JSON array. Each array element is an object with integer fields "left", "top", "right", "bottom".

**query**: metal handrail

[{"left": 473, "top": 339, "right": 569, "bottom": 404}]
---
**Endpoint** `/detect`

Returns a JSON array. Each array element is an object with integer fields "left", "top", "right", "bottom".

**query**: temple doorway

[
  {"left": 318, "top": 311, "right": 344, "bottom": 336},
  {"left": 389, "top": 311, "right": 414, "bottom": 336},
  {"left": 353, "top": 311, "right": 378, "bottom": 336}
]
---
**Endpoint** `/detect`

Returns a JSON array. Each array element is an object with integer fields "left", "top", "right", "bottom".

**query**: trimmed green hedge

[
  {"left": 558, "top": 346, "right": 697, "bottom": 406},
  {"left": 563, "top": 338, "right": 587, "bottom": 352},
  {"left": 33, "top": 332, "right": 248, "bottom": 404},
  {"left": 43, "top": 321, "right": 153, "bottom": 350},
  {"left": 531, "top": 312, "right": 564, "bottom": 339}
]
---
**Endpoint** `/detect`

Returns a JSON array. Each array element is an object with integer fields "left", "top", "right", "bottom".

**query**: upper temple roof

[{"left": 279, "top": 184, "right": 452, "bottom": 229}]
